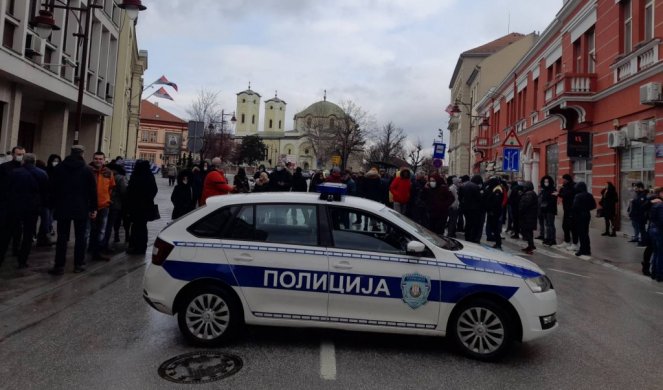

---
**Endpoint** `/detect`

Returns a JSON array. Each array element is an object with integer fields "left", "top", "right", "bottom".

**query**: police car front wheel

[
  {"left": 450, "top": 299, "right": 514, "bottom": 361},
  {"left": 177, "top": 287, "right": 240, "bottom": 346}
]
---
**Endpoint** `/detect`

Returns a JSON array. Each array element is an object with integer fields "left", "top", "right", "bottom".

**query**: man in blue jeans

[{"left": 49, "top": 145, "right": 97, "bottom": 275}]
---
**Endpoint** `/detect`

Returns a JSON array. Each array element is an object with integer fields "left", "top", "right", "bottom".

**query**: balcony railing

[
  {"left": 544, "top": 72, "right": 597, "bottom": 104},
  {"left": 613, "top": 39, "right": 660, "bottom": 82}
]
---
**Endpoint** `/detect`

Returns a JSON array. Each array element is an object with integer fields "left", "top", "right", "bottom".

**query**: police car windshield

[{"left": 384, "top": 208, "right": 462, "bottom": 251}]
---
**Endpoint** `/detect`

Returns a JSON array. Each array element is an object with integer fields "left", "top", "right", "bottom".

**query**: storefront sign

[{"left": 567, "top": 132, "right": 591, "bottom": 158}]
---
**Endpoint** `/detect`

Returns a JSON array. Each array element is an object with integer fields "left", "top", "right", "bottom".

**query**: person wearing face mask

[
  {"left": 538, "top": 175, "right": 558, "bottom": 246},
  {"left": 171, "top": 169, "right": 196, "bottom": 219},
  {"left": 269, "top": 161, "right": 293, "bottom": 191},
  {"left": 0, "top": 146, "right": 26, "bottom": 265},
  {"left": 422, "top": 174, "right": 455, "bottom": 235}
]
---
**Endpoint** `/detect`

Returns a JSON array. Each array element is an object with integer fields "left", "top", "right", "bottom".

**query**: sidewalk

[{"left": 0, "top": 177, "right": 174, "bottom": 311}]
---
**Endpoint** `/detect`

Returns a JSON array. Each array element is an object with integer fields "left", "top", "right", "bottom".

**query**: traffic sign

[
  {"left": 433, "top": 158, "right": 443, "bottom": 168},
  {"left": 502, "top": 129, "right": 523, "bottom": 148},
  {"left": 502, "top": 148, "right": 520, "bottom": 172},
  {"left": 433, "top": 143, "right": 447, "bottom": 159}
]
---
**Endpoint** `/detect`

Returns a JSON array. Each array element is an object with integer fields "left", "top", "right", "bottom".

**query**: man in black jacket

[
  {"left": 558, "top": 174, "right": 578, "bottom": 250},
  {"left": 49, "top": 145, "right": 97, "bottom": 275},
  {"left": 572, "top": 181, "right": 597, "bottom": 257},
  {"left": 0, "top": 146, "right": 25, "bottom": 266},
  {"left": 459, "top": 175, "right": 484, "bottom": 243},
  {"left": 539, "top": 175, "right": 558, "bottom": 246}
]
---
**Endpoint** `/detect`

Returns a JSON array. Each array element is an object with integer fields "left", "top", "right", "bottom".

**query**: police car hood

[{"left": 452, "top": 240, "right": 544, "bottom": 278}]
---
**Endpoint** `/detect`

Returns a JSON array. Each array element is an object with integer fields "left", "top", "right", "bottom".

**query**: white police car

[{"left": 143, "top": 184, "right": 557, "bottom": 361}]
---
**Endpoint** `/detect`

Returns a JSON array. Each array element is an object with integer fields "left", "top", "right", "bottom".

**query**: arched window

[
  {"left": 241, "top": 113, "right": 245, "bottom": 123},
  {"left": 242, "top": 98, "right": 246, "bottom": 103},
  {"left": 329, "top": 118, "right": 335, "bottom": 128},
  {"left": 252, "top": 115, "right": 255, "bottom": 124},
  {"left": 270, "top": 105, "right": 273, "bottom": 110},
  {"left": 269, "top": 119, "right": 273, "bottom": 128},
  {"left": 307, "top": 117, "right": 312, "bottom": 127},
  {"left": 279, "top": 120, "right": 282, "bottom": 129},
  {"left": 305, "top": 149, "right": 309, "bottom": 154},
  {"left": 288, "top": 149, "right": 292, "bottom": 154}
]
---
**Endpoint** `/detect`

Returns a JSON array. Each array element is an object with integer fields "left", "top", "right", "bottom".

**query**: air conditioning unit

[
  {"left": 25, "top": 35, "right": 43, "bottom": 56},
  {"left": 627, "top": 120, "right": 652, "bottom": 141},
  {"left": 640, "top": 82, "right": 663, "bottom": 104},
  {"left": 608, "top": 130, "right": 627, "bottom": 148}
]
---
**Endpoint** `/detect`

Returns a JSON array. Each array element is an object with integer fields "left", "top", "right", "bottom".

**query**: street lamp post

[
  {"left": 30, "top": 0, "right": 147, "bottom": 146},
  {"left": 206, "top": 110, "right": 237, "bottom": 161},
  {"left": 450, "top": 97, "right": 490, "bottom": 175}
]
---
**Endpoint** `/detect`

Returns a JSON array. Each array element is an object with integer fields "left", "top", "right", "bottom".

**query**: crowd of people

[
  {"left": 1, "top": 145, "right": 662, "bottom": 282},
  {"left": 0, "top": 145, "right": 157, "bottom": 275}
]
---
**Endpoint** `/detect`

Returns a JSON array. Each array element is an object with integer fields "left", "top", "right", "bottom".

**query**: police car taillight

[
  {"left": 152, "top": 237, "right": 174, "bottom": 266},
  {"left": 317, "top": 182, "right": 347, "bottom": 201}
]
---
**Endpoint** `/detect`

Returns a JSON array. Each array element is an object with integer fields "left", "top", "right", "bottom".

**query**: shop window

[{"left": 572, "top": 159, "right": 593, "bottom": 192}]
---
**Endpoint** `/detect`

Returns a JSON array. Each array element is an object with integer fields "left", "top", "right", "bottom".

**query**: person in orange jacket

[
  {"left": 89, "top": 151, "right": 115, "bottom": 261},
  {"left": 390, "top": 168, "right": 412, "bottom": 215},
  {"left": 199, "top": 157, "right": 234, "bottom": 206}
]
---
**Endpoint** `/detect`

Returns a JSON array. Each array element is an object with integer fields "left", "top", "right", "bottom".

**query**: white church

[{"left": 232, "top": 85, "right": 354, "bottom": 171}]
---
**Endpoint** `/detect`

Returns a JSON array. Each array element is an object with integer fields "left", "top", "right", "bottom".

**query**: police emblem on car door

[{"left": 401, "top": 273, "right": 431, "bottom": 309}]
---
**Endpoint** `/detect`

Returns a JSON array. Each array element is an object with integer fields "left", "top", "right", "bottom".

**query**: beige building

[
  {"left": 0, "top": 0, "right": 143, "bottom": 161},
  {"left": 448, "top": 32, "right": 537, "bottom": 176},
  {"left": 101, "top": 9, "right": 147, "bottom": 159},
  {"left": 136, "top": 100, "right": 187, "bottom": 167},
  {"left": 234, "top": 87, "right": 361, "bottom": 171}
]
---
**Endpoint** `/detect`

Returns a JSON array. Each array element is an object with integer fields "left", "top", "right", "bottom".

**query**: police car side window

[
  {"left": 254, "top": 204, "right": 318, "bottom": 246},
  {"left": 329, "top": 207, "right": 409, "bottom": 255},
  {"left": 224, "top": 206, "right": 256, "bottom": 240},
  {"left": 187, "top": 206, "right": 238, "bottom": 238}
]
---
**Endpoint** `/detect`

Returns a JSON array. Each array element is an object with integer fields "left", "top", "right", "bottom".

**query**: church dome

[{"left": 294, "top": 100, "right": 345, "bottom": 119}]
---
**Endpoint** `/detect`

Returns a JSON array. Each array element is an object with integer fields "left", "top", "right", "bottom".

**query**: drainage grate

[{"left": 158, "top": 351, "right": 243, "bottom": 384}]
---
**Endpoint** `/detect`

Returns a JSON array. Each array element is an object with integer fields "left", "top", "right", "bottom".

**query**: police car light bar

[{"left": 317, "top": 182, "right": 347, "bottom": 201}]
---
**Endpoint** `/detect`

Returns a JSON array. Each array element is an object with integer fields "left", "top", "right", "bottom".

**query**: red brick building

[
  {"left": 137, "top": 100, "right": 187, "bottom": 167},
  {"left": 469, "top": 0, "right": 662, "bottom": 231}
]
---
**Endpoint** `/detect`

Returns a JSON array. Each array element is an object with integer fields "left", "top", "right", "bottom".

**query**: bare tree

[
  {"left": 301, "top": 106, "right": 334, "bottom": 169},
  {"left": 366, "top": 122, "right": 406, "bottom": 164},
  {"left": 407, "top": 139, "right": 426, "bottom": 174},
  {"left": 332, "top": 100, "right": 373, "bottom": 170},
  {"left": 186, "top": 89, "right": 234, "bottom": 161}
]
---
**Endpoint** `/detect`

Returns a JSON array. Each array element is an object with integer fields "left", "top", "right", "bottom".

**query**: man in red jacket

[
  {"left": 390, "top": 168, "right": 412, "bottom": 215},
  {"left": 199, "top": 158, "right": 234, "bottom": 206}
]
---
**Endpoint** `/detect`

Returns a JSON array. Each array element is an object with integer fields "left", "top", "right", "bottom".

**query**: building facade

[
  {"left": 101, "top": 9, "right": 147, "bottom": 160},
  {"left": 233, "top": 87, "right": 361, "bottom": 171},
  {"left": 448, "top": 33, "right": 537, "bottom": 176},
  {"left": 137, "top": 100, "right": 187, "bottom": 167},
  {"left": 467, "top": 0, "right": 662, "bottom": 231}
]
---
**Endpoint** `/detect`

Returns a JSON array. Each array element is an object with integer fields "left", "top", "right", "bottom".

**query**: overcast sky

[{"left": 136, "top": 0, "right": 560, "bottom": 149}]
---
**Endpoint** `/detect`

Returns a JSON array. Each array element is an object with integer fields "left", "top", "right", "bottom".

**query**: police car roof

[{"left": 205, "top": 192, "right": 386, "bottom": 212}]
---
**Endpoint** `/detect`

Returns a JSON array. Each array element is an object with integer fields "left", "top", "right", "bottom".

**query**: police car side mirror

[{"left": 406, "top": 241, "right": 426, "bottom": 254}]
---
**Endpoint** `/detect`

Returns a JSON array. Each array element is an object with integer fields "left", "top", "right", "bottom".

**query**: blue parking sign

[
  {"left": 503, "top": 148, "right": 520, "bottom": 172},
  {"left": 433, "top": 143, "right": 446, "bottom": 159}
]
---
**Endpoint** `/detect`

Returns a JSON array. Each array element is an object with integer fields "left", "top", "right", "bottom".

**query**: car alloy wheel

[
  {"left": 450, "top": 298, "right": 513, "bottom": 361},
  {"left": 178, "top": 287, "right": 239, "bottom": 346}
]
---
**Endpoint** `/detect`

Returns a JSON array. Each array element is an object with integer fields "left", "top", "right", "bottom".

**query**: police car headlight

[{"left": 525, "top": 275, "right": 553, "bottom": 293}]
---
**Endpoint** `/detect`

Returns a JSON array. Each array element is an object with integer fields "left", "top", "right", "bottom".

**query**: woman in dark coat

[
  {"left": 37, "top": 153, "right": 62, "bottom": 245},
  {"left": 519, "top": 181, "right": 539, "bottom": 254},
  {"left": 171, "top": 169, "right": 196, "bottom": 219},
  {"left": 308, "top": 171, "right": 324, "bottom": 192},
  {"left": 572, "top": 181, "right": 597, "bottom": 256},
  {"left": 126, "top": 160, "right": 158, "bottom": 255},
  {"left": 599, "top": 181, "right": 618, "bottom": 236},
  {"left": 233, "top": 167, "right": 251, "bottom": 194}
]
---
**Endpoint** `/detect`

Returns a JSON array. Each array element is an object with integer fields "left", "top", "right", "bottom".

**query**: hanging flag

[
  {"left": 445, "top": 104, "right": 456, "bottom": 116},
  {"left": 154, "top": 75, "right": 178, "bottom": 92},
  {"left": 153, "top": 87, "right": 174, "bottom": 101}
]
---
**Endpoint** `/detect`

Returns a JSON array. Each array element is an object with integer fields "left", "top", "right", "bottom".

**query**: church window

[
  {"left": 330, "top": 118, "right": 335, "bottom": 128},
  {"left": 254, "top": 100, "right": 256, "bottom": 104},
  {"left": 279, "top": 120, "right": 282, "bottom": 129},
  {"left": 288, "top": 149, "right": 292, "bottom": 154},
  {"left": 270, "top": 105, "right": 273, "bottom": 110},
  {"left": 307, "top": 117, "right": 312, "bottom": 127},
  {"left": 305, "top": 149, "right": 309, "bottom": 154},
  {"left": 242, "top": 99, "right": 246, "bottom": 103},
  {"left": 241, "top": 113, "right": 245, "bottom": 124},
  {"left": 280, "top": 107, "right": 282, "bottom": 111},
  {"left": 269, "top": 119, "right": 273, "bottom": 129},
  {"left": 252, "top": 115, "right": 255, "bottom": 124}
]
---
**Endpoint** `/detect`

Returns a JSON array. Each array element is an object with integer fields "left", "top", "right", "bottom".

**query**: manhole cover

[{"left": 158, "top": 351, "right": 243, "bottom": 384}]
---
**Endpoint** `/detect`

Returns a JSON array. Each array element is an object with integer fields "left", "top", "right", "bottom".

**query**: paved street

[{"left": 1, "top": 177, "right": 662, "bottom": 389}]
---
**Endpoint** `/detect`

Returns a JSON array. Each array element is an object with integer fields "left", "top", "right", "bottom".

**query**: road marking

[
  {"left": 534, "top": 248, "right": 567, "bottom": 259},
  {"left": 547, "top": 268, "right": 591, "bottom": 279},
  {"left": 320, "top": 340, "right": 336, "bottom": 380}
]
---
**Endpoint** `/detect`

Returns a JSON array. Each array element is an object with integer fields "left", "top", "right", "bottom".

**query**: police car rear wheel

[
  {"left": 450, "top": 299, "right": 513, "bottom": 361},
  {"left": 177, "top": 287, "right": 239, "bottom": 346}
]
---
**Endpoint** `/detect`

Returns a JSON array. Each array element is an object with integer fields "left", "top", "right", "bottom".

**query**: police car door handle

[
  {"left": 333, "top": 261, "right": 353, "bottom": 270},
  {"left": 233, "top": 254, "right": 254, "bottom": 262}
]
